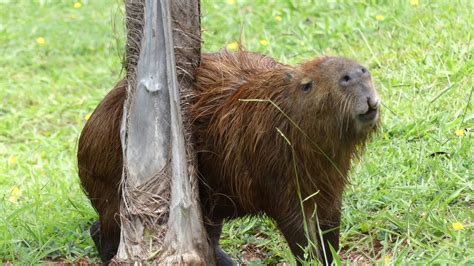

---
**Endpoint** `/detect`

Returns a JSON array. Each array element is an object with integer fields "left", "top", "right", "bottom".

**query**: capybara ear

[
  {"left": 283, "top": 67, "right": 309, "bottom": 84},
  {"left": 283, "top": 69, "right": 296, "bottom": 82}
]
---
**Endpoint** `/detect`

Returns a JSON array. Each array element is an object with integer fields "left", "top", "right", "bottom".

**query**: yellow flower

[
  {"left": 384, "top": 255, "right": 390, "bottom": 264},
  {"left": 36, "top": 37, "right": 46, "bottom": 45},
  {"left": 259, "top": 39, "right": 269, "bottom": 46},
  {"left": 455, "top": 129, "right": 465, "bottom": 137},
  {"left": 376, "top": 15, "right": 385, "bottom": 21},
  {"left": 242, "top": 6, "right": 252, "bottom": 13},
  {"left": 275, "top": 15, "right": 282, "bottom": 22},
  {"left": 452, "top": 222, "right": 464, "bottom": 231},
  {"left": 85, "top": 113, "right": 92, "bottom": 121},
  {"left": 410, "top": 0, "right": 419, "bottom": 6},
  {"left": 9, "top": 186, "right": 22, "bottom": 203},
  {"left": 227, "top": 0, "right": 236, "bottom": 5},
  {"left": 9, "top": 156, "right": 18, "bottom": 165},
  {"left": 74, "top": 2, "right": 82, "bottom": 8},
  {"left": 227, "top": 41, "right": 239, "bottom": 51}
]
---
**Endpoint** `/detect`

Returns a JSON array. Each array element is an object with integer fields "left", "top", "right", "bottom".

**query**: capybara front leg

[{"left": 206, "top": 221, "right": 235, "bottom": 266}]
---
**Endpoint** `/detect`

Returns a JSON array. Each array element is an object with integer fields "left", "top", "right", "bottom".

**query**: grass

[{"left": 0, "top": 0, "right": 472, "bottom": 264}]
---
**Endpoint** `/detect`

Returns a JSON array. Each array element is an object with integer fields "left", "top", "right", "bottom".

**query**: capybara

[{"left": 78, "top": 50, "right": 380, "bottom": 265}]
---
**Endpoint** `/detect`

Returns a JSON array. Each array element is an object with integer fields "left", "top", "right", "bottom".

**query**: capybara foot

[
  {"left": 90, "top": 221, "right": 118, "bottom": 263},
  {"left": 215, "top": 246, "right": 235, "bottom": 266}
]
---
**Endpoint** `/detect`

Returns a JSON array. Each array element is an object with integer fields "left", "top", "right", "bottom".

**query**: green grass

[{"left": 0, "top": 0, "right": 472, "bottom": 264}]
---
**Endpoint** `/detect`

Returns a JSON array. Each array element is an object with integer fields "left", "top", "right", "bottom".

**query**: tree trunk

[{"left": 116, "top": 0, "right": 214, "bottom": 264}]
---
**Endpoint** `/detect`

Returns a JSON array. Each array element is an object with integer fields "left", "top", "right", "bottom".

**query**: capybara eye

[
  {"left": 301, "top": 81, "right": 313, "bottom": 92},
  {"left": 300, "top": 77, "right": 313, "bottom": 92}
]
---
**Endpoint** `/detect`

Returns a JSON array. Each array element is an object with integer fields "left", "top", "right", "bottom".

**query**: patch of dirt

[
  {"left": 339, "top": 236, "right": 385, "bottom": 265},
  {"left": 30, "top": 258, "right": 100, "bottom": 266},
  {"left": 240, "top": 242, "right": 268, "bottom": 262}
]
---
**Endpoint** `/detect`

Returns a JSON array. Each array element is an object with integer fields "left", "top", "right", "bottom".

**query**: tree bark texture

[{"left": 116, "top": 0, "right": 214, "bottom": 264}]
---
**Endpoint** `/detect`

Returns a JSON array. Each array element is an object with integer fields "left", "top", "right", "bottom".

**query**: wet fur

[{"left": 78, "top": 50, "right": 378, "bottom": 264}]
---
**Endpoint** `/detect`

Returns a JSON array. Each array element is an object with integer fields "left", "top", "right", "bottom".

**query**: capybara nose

[
  {"left": 339, "top": 67, "right": 370, "bottom": 86},
  {"left": 358, "top": 95, "right": 380, "bottom": 123},
  {"left": 368, "top": 95, "right": 380, "bottom": 110}
]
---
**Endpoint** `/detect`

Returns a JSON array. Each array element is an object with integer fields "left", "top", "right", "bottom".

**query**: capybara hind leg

[
  {"left": 206, "top": 222, "right": 235, "bottom": 266},
  {"left": 90, "top": 219, "right": 120, "bottom": 262}
]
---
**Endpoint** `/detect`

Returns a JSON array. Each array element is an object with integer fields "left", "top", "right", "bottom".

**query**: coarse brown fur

[{"left": 78, "top": 50, "right": 380, "bottom": 264}]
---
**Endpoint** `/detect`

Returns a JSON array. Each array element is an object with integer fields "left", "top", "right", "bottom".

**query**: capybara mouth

[{"left": 357, "top": 106, "right": 378, "bottom": 123}]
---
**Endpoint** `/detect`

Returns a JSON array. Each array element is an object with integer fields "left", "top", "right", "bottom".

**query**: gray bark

[{"left": 117, "top": 0, "right": 214, "bottom": 264}]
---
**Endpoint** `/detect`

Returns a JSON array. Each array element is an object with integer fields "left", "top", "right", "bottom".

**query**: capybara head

[{"left": 285, "top": 57, "right": 380, "bottom": 144}]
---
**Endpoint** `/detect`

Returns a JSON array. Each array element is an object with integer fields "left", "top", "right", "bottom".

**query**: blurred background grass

[{"left": 0, "top": 0, "right": 472, "bottom": 264}]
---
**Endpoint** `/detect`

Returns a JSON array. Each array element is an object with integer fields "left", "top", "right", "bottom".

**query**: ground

[{"left": 0, "top": 0, "right": 472, "bottom": 265}]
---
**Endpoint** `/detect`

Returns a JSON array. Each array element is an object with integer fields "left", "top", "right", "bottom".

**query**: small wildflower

[
  {"left": 8, "top": 186, "right": 21, "bottom": 203},
  {"left": 36, "top": 37, "right": 46, "bottom": 45},
  {"left": 227, "top": 0, "right": 236, "bottom": 5},
  {"left": 275, "top": 15, "right": 282, "bottom": 22},
  {"left": 85, "top": 113, "right": 92, "bottom": 121},
  {"left": 455, "top": 129, "right": 465, "bottom": 137},
  {"left": 452, "top": 222, "right": 464, "bottom": 231},
  {"left": 384, "top": 255, "right": 390, "bottom": 264},
  {"left": 376, "top": 15, "right": 385, "bottom": 21},
  {"left": 259, "top": 39, "right": 269, "bottom": 46},
  {"left": 410, "top": 0, "right": 419, "bottom": 6},
  {"left": 227, "top": 41, "right": 239, "bottom": 51},
  {"left": 9, "top": 156, "right": 18, "bottom": 165},
  {"left": 242, "top": 6, "right": 252, "bottom": 13},
  {"left": 74, "top": 2, "right": 82, "bottom": 8}
]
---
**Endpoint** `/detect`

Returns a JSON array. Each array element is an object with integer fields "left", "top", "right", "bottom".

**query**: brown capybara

[{"left": 78, "top": 50, "right": 380, "bottom": 265}]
